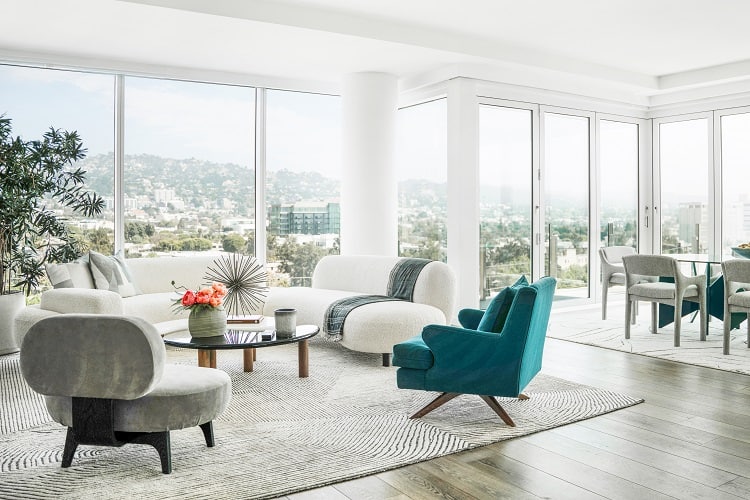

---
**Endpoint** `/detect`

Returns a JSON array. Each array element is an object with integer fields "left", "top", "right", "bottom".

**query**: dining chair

[
  {"left": 721, "top": 259, "right": 750, "bottom": 355},
  {"left": 623, "top": 254, "right": 707, "bottom": 347},
  {"left": 599, "top": 246, "right": 635, "bottom": 320}
]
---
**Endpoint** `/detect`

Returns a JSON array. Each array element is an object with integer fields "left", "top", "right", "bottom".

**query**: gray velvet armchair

[{"left": 20, "top": 314, "right": 232, "bottom": 473}]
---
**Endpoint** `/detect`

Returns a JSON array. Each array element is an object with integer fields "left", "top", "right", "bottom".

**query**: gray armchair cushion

[{"left": 45, "top": 365, "right": 231, "bottom": 432}]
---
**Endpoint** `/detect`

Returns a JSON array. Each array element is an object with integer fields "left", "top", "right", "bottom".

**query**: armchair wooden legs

[
  {"left": 63, "top": 398, "right": 218, "bottom": 474},
  {"left": 410, "top": 392, "right": 460, "bottom": 419},
  {"left": 410, "top": 392, "right": 528, "bottom": 426}
]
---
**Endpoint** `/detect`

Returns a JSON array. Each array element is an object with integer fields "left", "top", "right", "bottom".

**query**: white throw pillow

[
  {"left": 46, "top": 260, "right": 95, "bottom": 289},
  {"left": 88, "top": 250, "right": 142, "bottom": 297}
]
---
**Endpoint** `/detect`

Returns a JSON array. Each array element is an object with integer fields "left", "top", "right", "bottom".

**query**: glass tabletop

[
  {"left": 664, "top": 253, "right": 734, "bottom": 265},
  {"left": 164, "top": 324, "right": 319, "bottom": 349}
]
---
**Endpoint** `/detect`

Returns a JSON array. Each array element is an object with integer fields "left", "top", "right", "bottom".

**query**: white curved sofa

[
  {"left": 263, "top": 255, "right": 456, "bottom": 366},
  {"left": 13, "top": 255, "right": 219, "bottom": 349},
  {"left": 13, "top": 254, "right": 457, "bottom": 368}
]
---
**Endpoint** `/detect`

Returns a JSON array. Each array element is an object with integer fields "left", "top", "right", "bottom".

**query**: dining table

[{"left": 658, "top": 253, "right": 746, "bottom": 331}]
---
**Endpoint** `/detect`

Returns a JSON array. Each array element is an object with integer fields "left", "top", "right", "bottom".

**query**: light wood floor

[{"left": 283, "top": 320, "right": 750, "bottom": 499}]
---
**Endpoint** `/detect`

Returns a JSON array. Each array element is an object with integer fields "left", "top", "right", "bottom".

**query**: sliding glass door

[
  {"left": 718, "top": 109, "right": 750, "bottom": 255},
  {"left": 654, "top": 116, "right": 712, "bottom": 255},
  {"left": 599, "top": 119, "right": 639, "bottom": 250},
  {"left": 478, "top": 103, "right": 534, "bottom": 305},
  {"left": 542, "top": 109, "right": 593, "bottom": 300}
]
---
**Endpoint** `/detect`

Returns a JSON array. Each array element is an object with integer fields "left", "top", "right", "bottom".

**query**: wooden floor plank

[
  {"left": 551, "top": 420, "right": 738, "bottom": 487},
  {"left": 417, "top": 456, "right": 541, "bottom": 499},
  {"left": 703, "top": 435, "right": 750, "bottom": 459},
  {"left": 377, "top": 465, "right": 480, "bottom": 500},
  {"left": 491, "top": 439, "right": 674, "bottom": 500},
  {"left": 287, "top": 486, "right": 350, "bottom": 500},
  {"left": 524, "top": 429, "right": 743, "bottom": 499},
  {"left": 577, "top": 412, "right": 750, "bottom": 478},
  {"left": 470, "top": 453, "right": 607, "bottom": 500},
  {"left": 718, "top": 475, "right": 750, "bottom": 498},
  {"left": 332, "top": 475, "right": 409, "bottom": 500}
]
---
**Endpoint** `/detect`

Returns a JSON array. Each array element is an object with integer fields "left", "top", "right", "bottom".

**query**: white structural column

[
  {"left": 447, "top": 79, "right": 480, "bottom": 311},
  {"left": 340, "top": 72, "right": 398, "bottom": 256}
]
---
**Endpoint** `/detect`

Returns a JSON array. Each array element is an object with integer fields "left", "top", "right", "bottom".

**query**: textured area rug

[
  {"left": 0, "top": 337, "right": 642, "bottom": 500},
  {"left": 549, "top": 300, "right": 750, "bottom": 375}
]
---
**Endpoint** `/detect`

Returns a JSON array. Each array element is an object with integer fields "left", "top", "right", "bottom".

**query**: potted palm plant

[{"left": 0, "top": 115, "right": 103, "bottom": 354}]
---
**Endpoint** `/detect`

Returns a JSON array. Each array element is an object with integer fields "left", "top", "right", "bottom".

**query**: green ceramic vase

[{"left": 188, "top": 307, "right": 227, "bottom": 338}]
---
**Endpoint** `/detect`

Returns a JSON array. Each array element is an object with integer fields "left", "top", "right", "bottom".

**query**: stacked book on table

[{"left": 227, "top": 315, "right": 264, "bottom": 324}]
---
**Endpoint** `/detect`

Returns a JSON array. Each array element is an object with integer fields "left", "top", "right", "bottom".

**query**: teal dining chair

[{"left": 392, "top": 276, "right": 556, "bottom": 426}]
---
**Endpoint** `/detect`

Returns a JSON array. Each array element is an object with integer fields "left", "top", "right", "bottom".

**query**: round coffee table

[{"left": 163, "top": 325, "right": 319, "bottom": 377}]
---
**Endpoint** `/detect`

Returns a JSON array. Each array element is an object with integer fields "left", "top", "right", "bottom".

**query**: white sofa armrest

[{"left": 40, "top": 288, "right": 124, "bottom": 315}]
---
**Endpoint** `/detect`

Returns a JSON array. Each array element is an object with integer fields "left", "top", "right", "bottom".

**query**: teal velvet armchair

[{"left": 392, "top": 276, "right": 556, "bottom": 426}]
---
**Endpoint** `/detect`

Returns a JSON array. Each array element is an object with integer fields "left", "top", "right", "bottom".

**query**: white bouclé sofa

[
  {"left": 262, "top": 255, "right": 456, "bottom": 366},
  {"left": 13, "top": 255, "right": 219, "bottom": 348},
  {"left": 14, "top": 254, "right": 457, "bottom": 367}
]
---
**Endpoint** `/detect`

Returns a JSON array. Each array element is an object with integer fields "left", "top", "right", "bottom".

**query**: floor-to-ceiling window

[
  {"left": 599, "top": 119, "right": 639, "bottom": 250},
  {"left": 478, "top": 103, "right": 533, "bottom": 304},
  {"left": 123, "top": 77, "right": 255, "bottom": 259},
  {"left": 396, "top": 98, "right": 447, "bottom": 262},
  {"left": 265, "top": 89, "right": 341, "bottom": 286},
  {"left": 655, "top": 116, "right": 711, "bottom": 255},
  {"left": 0, "top": 65, "right": 115, "bottom": 255},
  {"left": 542, "top": 110, "right": 592, "bottom": 299},
  {"left": 718, "top": 109, "right": 750, "bottom": 255}
]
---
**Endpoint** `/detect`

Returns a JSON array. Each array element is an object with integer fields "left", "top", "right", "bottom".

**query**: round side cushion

[
  {"left": 339, "top": 301, "right": 447, "bottom": 354},
  {"left": 45, "top": 365, "right": 232, "bottom": 433}
]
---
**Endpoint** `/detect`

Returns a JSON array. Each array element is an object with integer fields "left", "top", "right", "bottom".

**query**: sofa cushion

[
  {"left": 89, "top": 250, "right": 142, "bottom": 297},
  {"left": 46, "top": 261, "right": 94, "bottom": 289},
  {"left": 392, "top": 335, "right": 434, "bottom": 370},
  {"left": 125, "top": 255, "right": 219, "bottom": 295},
  {"left": 40, "top": 288, "right": 123, "bottom": 315},
  {"left": 124, "top": 292, "right": 187, "bottom": 325},
  {"left": 477, "top": 275, "right": 528, "bottom": 333},
  {"left": 264, "top": 287, "right": 364, "bottom": 326}
]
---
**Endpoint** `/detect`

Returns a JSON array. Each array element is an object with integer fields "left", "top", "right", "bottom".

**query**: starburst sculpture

[{"left": 204, "top": 254, "right": 269, "bottom": 315}]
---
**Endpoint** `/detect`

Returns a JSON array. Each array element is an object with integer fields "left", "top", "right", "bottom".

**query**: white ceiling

[{"left": 3, "top": 0, "right": 750, "bottom": 103}]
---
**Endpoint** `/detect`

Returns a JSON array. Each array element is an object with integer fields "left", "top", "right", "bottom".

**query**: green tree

[
  {"left": 0, "top": 117, "right": 103, "bottom": 294},
  {"left": 275, "top": 237, "right": 330, "bottom": 286},
  {"left": 222, "top": 233, "right": 246, "bottom": 253},
  {"left": 83, "top": 228, "right": 114, "bottom": 254}
]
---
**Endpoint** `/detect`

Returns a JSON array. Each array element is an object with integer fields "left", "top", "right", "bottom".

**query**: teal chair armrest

[{"left": 457, "top": 308, "right": 484, "bottom": 330}]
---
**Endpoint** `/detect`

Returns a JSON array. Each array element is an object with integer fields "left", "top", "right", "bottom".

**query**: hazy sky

[{"left": 0, "top": 65, "right": 343, "bottom": 176}]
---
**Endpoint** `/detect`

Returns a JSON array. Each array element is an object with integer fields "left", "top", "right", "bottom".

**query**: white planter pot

[{"left": 0, "top": 292, "right": 25, "bottom": 355}]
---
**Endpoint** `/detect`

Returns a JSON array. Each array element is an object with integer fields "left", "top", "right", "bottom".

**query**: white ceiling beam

[{"left": 120, "top": 0, "right": 658, "bottom": 90}]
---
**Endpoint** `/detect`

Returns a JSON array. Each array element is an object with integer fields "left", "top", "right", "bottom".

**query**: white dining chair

[
  {"left": 623, "top": 254, "right": 707, "bottom": 347},
  {"left": 721, "top": 259, "right": 750, "bottom": 355}
]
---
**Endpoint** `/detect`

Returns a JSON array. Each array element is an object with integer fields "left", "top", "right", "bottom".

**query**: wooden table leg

[
  {"left": 298, "top": 340, "right": 309, "bottom": 378},
  {"left": 198, "top": 349, "right": 216, "bottom": 368},
  {"left": 243, "top": 348, "right": 254, "bottom": 372}
]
